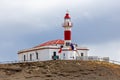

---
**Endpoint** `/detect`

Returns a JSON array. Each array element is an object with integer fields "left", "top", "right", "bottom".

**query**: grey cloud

[{"left": 71, "top": 0, "right": 120, "bottom": 44}]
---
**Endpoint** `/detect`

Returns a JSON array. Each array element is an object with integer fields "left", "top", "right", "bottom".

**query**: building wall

[
  {"left": 18, "top": 47, "right": 88, "bottom": 61},
  {"left": 59, "top": 50, "right": 76, "bottom": 60},
  {"left": 18, "top": 49, "right": 51, "bottom": 61},
  {"left": 36, "top": 49, "right": 50, "bottom": 61},
  {"left": 77, "top": 50, "right": 88, "bottom": 56},
  {"left": 58, "top": 49, "right": 88, "bottom": 60},
  {"left": 76, "top": 50, "right": 88, "bottom": 60}
]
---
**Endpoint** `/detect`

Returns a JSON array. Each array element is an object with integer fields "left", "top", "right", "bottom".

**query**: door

[{"left": 52, "top": 52, "right": 59, "bottom": 60}]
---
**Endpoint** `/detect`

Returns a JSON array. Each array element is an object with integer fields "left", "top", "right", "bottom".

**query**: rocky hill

[{"left": 0, "top": 60, "right": 120, "bottom": 80}]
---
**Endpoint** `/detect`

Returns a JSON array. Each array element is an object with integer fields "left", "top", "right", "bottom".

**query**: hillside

[{"left": 0, "top": 60, "right": 120, "bottom": 80}]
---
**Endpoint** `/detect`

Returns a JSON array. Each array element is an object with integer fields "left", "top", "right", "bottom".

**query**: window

[
  {"left": 66, "top": 42, "right": 70, "bottom": 46},
  {"left": 30, "top": 54, "right": 32, "bottom": 61},
  {"left": 81, "top": 53, "right": 84, "bottom": 56},
  {"left": 24, "top": 55, "right": 26, "bottom": 61},
  {"left": 36, "top": 52, "right": 39, "bottom": 59},
  {"left": 63, "top": 53, "right": 65, "bottom": 56},
  {"left": 63, "top": 53, "right": 65, "bottom": 59}
]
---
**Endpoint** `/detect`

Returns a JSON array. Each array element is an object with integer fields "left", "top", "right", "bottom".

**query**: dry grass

[{"left": 0, "top": 60, "right": 120, "bottom": 80}]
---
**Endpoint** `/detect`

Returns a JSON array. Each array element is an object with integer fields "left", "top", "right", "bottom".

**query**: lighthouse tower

[{"left": 63, "top": 12, "right": 73, "bottom": 47}]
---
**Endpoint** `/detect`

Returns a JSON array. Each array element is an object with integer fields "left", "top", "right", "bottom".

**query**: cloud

[{"left": 72, "top": 0, "right": 120, "bottom": 44}]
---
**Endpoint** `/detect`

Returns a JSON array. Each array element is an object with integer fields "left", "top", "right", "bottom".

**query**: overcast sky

[{"left": 0, "top": 0, "right": 120, "bottom": 61}]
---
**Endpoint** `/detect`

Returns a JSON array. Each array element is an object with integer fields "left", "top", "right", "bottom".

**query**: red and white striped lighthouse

[{"left": 63, "top": 12, "right": 73, "bottom": 46}]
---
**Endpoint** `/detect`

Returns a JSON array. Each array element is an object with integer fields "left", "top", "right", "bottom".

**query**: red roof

[
  {"left": 64, "top": 12, "right": 71, "bottom": 19},
  {"left": 34, "top": 39, "right": 64, "bottom": 48}
]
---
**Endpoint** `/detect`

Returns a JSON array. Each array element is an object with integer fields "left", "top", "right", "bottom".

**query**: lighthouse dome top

[{"left": 64, "top": 12, "right": 71, "bottom": 19}]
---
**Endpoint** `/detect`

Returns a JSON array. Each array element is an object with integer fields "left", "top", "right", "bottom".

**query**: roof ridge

[{"left": 34, "top": 39, "right": 64, "bottom": 48}]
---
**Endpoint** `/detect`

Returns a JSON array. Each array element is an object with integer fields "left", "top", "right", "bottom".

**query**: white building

[{"left": 18, "top": 12, "right": 89, "bottom": 61}]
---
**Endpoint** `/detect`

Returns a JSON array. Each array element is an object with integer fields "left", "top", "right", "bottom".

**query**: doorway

[
  {"left": 52, "top": 52, "right": 59, "bottom": 60},
  {"left": 81, "top": 53, "right": 84, "bottom": 56}
]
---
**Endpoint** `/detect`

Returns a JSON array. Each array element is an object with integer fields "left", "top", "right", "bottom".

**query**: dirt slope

[{"left": 0, "top": 60, "right": 120, "bottom": 80}]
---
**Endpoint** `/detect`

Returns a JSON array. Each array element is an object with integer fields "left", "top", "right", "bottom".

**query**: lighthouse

[
  {"left": 63, "top": 12, "right": 73, "bottom": 47},
  {"left": 18, "top": 12, "right": 89, "bottom": 61}
]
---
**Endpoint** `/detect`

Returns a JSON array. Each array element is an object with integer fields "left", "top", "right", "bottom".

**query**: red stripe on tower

[{"left": 64, "top": 31, "right": 71, "bottom": 40}]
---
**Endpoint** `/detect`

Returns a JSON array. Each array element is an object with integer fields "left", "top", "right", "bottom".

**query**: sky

[{"left": 0, "top": 0, "right": 120, "bottom": 61}]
